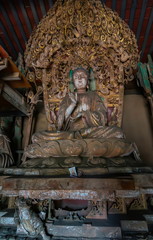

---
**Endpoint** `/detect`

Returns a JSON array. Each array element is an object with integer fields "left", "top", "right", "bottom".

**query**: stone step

[
  {"left": 143, "top": 214, "right": 153, "bottom": 224},
  {"left": 120, "top": 220, "right": 148, "bottom": 232},
  {"left": 46, "top": 224, "right": 122, "bottom": 239}
]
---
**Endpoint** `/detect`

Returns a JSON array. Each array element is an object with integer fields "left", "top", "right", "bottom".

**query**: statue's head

[
  {"left": 72, "top": 68, "right": 89, "bottom": 91},
  {"left": 69, "top": 67, "right": 96, "bottom": 92}
]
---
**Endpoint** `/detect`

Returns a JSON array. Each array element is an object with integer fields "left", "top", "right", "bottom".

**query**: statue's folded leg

[
  {"left": 79, "top": 126, "right": 124, "bottom": 139},
  {"left": 32, "top": 131, "right": 75, "bottom": 143}
]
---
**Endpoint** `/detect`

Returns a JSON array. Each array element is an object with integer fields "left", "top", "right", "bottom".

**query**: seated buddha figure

[
  {"left": 23, "top": 67, "right": 138, "bottom": 161},
  {"left": 33, "top": 67, "right": 124, "bottom": 142}
]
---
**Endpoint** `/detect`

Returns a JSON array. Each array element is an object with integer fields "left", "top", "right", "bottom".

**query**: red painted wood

[
  {"left": 0, "top": 45, "right": 9, "bottom": 58},
  {"left": 138, "top": 7, "right": 151, "bottom": 49},
  {"left": 115, "top": 0, "right": 122, "bottom": 16},
  {"left": 34, "top": 0, "right": 43, "bottom": 20},
  {"left": 134, "top": 8, "right": 142, "bottom": 19},
  {"left": 105, "top": 0, "right": 112, "bottom": 8},
  {"left": 143, "top": 24, "right": 153, "bottom": 58},
  {"left": 124, "top": 0, "right": 132, "bottom": 24},
  {"left": 136, "top": 0, "right": 143, "bottom": 8},
  {"left": 132, "top": 5, "right": 142, "bottom": 33},
  {"left": 0, "top": 11, "right": 20, "bottom": 53},
  {"left": 124, "top": 0, "right": 133, "bottom": 29},
  {"left": 2, "top": 0, "right": 25, "bottom": 49},
  {"left": 138, "top": 36, "right": 145, "bottom": 47},
  {"left": 144, "top": 7, "right": 152, "bottom": 18},
  {"left": 14, "top": 0, "right": 30, "bottom": 39},
  {"left": 147, "top": 0, "right": 153, "bottom": 7},
  {"left": 43, "top": 0, "right": 50, "bottom": 13},
  {"left": 23, "top": 0, "right": 37, "bottom": 29},
  {"left": 0, "top": 0, "right": 152, "bottom": 62},
  {"left": 0, "top": 37, "right": 13, "bottom": 58},
  {"left": 125, "top": 0, "right": 132, "bottom": 9}
]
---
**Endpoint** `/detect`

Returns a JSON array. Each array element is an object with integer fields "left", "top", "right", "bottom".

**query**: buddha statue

[
  {"left": 23, "top": 68, "right": 137, "bottom": 161},
  {"left": 32, "top": 68, "right": 124, "bottom": 142}
]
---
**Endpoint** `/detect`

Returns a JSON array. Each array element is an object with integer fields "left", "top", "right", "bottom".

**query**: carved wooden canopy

[{"left": 24, "top": 0, "right": 140, "bottom": 129}]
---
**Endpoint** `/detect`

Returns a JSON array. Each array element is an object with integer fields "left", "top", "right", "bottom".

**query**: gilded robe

[{"left": 32, "top": 91, "right": 124, "bottom": 142}]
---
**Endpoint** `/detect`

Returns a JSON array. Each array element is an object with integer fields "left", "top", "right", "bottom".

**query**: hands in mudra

[{"left": 68, "top": 92, "right": 77, "bottom": 105}]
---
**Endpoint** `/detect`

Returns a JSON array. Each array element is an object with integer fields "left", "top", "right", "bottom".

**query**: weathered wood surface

[
  {"left": 1, "top": 176, "right": 135, "bottom": 200},
  {"left": 1, "top": 173, "right": 153, "bottom": 200},
  {"left": 0, "top": 81, "right": 30, "bottom": 115},
  {"left": 0, "top": 58, "right": 7, "bottom": 71}
]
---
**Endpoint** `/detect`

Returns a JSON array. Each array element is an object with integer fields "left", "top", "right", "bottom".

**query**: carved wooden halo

[{"left": 24, "top": 0, "right": 140, "bottom": 130}]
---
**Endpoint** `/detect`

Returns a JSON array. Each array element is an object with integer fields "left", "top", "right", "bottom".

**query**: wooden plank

[
  {"left": 0, "top": 45, "right": 31, "bottom": 88},
  {"left": 1, "top": 72, "right": 20, "bottom": 81},
  {"left": 0, "top": 58, "right": 8, "bottom": 71},
  {"left": 2, "top": 177, "right": 135, "bottom": 191},
  {"left": 1, "top": 58, "right": 31, "bottom": 88},
  {"left": 2, "top": 177, "right": 135, "bottom": 200},
  {"left": 1, "top": 81, "right": 30, "bottom": 115}
]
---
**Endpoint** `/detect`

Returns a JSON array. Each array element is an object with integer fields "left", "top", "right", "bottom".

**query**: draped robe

[{"left": 32, "top": 91, "right": 124, "bottom": 142}]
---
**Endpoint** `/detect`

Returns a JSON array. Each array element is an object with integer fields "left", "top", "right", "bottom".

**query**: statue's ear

[
  {"left": 69, "top": 69, "right": 74, "bottom": 92},
  {"left": 89, "top": 68, "right": 96, "bottom": 91}
]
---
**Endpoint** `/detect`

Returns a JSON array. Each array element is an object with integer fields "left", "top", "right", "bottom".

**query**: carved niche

[{"left": 24, "top": 0, "right": 139, "bottom": 129}]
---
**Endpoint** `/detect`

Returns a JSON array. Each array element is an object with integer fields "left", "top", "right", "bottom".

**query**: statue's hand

[
  {"left": 75, "top": 112, "right": 82, "bottom": 119},
  {"left": 69, "top": 92, "right": 77, "bottom": 105}
]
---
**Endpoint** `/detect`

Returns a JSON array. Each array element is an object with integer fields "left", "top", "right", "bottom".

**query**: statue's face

[{"left": 73, "top": 70, "right": 88, "bottom": 90}]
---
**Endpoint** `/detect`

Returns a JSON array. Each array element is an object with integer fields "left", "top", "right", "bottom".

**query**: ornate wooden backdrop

[{"left": 0, "top": 0, "right": 153, "bottom": 62}]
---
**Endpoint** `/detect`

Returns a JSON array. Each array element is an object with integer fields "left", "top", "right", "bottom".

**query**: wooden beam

[
  {"left": 0, "top": 46, "right": 31, "bottom": 88},
  {"left": 0, "top": 58, "right": 7, "bottom": 71},
  {"left": 1, "top": 72, "right": 21, "bottom": 81},
  {"left": 0, "top": 81, "right": 30, "bottom": 116},
  {"left": 2, "top": 58, "right": 31, "bottom": 88}
]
